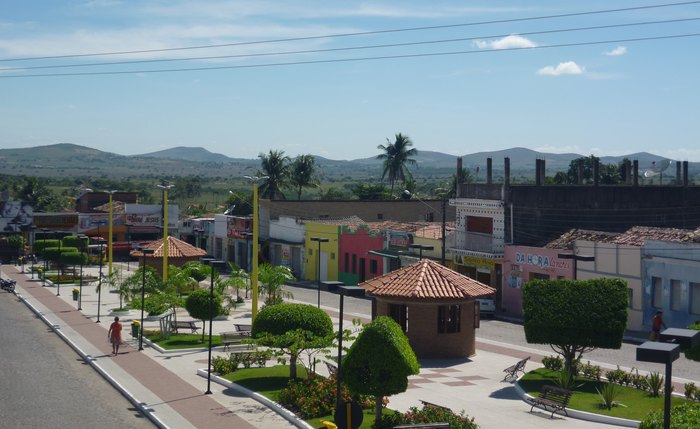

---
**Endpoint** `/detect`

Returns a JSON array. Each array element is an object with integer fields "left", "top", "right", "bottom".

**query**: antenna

[{"left": 643, "top": 159, "right": 672, "bottom": 185}]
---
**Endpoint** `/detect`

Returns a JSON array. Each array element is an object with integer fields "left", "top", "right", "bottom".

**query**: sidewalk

[{"left": 2, "top": 263, "right": 697, "bottom": 429}]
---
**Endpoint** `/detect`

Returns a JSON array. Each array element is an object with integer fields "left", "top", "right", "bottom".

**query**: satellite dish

[
  {"left": 223, "top": 204, "right": 236, "bottom": 215},
  {"left": 643, "top": 159, "right": 673, "bottom": 184}
]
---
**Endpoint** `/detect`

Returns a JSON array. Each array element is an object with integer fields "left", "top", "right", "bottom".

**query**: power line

[
  {"left": 2, "top": 32, "right": 699, "bottom": 79},
  {"left": 1, "top": 0, "right": 698, "bottom": 63},
  {"left": 2, "top": 17, "right": 696, "bottom": 72}
]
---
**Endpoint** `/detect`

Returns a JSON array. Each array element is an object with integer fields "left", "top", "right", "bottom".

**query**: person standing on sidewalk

[
  {"left": 650, "top": 310, "right": 666, "bottom": 341},
  {"left": 108, "top": 317, "right": 123, "bottom": 355}
]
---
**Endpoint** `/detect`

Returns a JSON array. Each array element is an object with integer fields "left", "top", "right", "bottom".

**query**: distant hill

[{"left": 0, "top": 143, "right": 695, "bottom": 180}]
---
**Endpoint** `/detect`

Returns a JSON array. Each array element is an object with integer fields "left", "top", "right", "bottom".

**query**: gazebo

[
  {"left": 359, "top": 259, "right": 495, "bottom": 358},
  {"left": 130, "top": 236, "right": 208, "bottom": 272}
]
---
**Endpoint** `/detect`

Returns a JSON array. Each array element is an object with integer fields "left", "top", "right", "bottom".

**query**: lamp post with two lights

[
  {"left": 95, "top": 237, "right": 106, "bottom": 323},
  {"left": 156, "top": 183, "right": 174, "bottom": 282},
  {"left": 77, "top": 234, "right": 88, "bottom": 310}
]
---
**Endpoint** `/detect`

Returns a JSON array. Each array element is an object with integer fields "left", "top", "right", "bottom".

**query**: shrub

[
  {"left": 211, "top": 351, "right": 271, "bottom": 375},
  {"left": 373, "top": 405, "right": 478, "bottom": 429},
  {"left": 541, "top": 355, "right": 563, "bottom": 371},
  {"left": 278, "top": 375, "right": 374, "bottom": 419},
  {"left": 596, "top": 383, "right": 626, "bottom": 410},
  {"left": 684, "top": 382, "right": 696, "bottom": 401},
  {"left": 638, "top": 403, "right": 700, "bottom": 429},
  {"left": 648, "top": 371, "right": 664, "bottom": 397},
  {"left": 580, "top": 361, "right": 602, "bottom": 381},
  {"left": 605, "top": 366, "right": 626, "bottom": 385}
]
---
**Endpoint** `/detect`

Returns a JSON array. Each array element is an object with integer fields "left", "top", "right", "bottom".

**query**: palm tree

[
  {"left": 289, "top": 154, "right": 319, "bottom": 199},
  {"left": 376, "top": 133, "right": 418, "bottom": 197},
  {"left": 258, "top": 150, "right": 290, "bottom": 200}
]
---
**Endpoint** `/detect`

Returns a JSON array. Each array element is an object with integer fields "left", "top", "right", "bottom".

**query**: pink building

[
  {"left": 339, "top": 224, "right": 385, "bottom": 285},
  {"left": 501, "top": 245, "right": 573, "bottom": 317}
]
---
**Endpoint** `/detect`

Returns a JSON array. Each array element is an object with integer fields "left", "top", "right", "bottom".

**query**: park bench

[
  {"left": 234, "top": 323, "right": 252, "bottom": 336},
  {"left": 219, "top": 331, "right": 249, "bottom": 351},
  {"left": 526, "top": 385, "right": 572, "bottom": 418},
  {"left": 419, "top": 400, "right": 452, "bottom": 413},
  {"left": 170, "top": 320, "right": 200, "bottom": 334},
  {"left": 325, "top": 361, "right": 337, "bottom": 377},
  {"left": 502, "top": 356, "right": 530, "bottom": 381}
]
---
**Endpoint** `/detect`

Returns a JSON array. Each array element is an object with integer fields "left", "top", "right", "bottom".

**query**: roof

[
  {"left": 681, "top": 227, "right": 700, "bottom": 243},
  {"left": 365, "top": 220, "right": 429, "bottom": 233},
  {"left": 414, "top": 222, "right": 456, "bottom": 240},
  {"left": 93, "top": 200, "right": 126, "bottom": 213},
  {"left": 359, "top": 259, "right": 495, "bottom": 300},
  {"left": 612, "top": 226, "right": 694, "bottom": 247},
  {"left": 544, "top": 228, "right": 620, "bottom": 250},
  {"left": 130, "top": 236, "right": 207, "bottom": 258},
  {"left": 303, "top": 215, "right": 366, "bottom": 228}
]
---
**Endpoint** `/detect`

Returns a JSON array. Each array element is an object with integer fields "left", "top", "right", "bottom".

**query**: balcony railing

[{"left": 455, "top": 231, "right": 499, "bottom": 253}]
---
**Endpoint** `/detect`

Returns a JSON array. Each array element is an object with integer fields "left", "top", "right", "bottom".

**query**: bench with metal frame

[
  {"left": 219, "top": 331, "right": 249, "bottom": 351},
  {"left": 419, "top": 400, "right": 452, "bottom": 413},
  {"left": 170, "top": 320, "right": 199, "bottom": 334},
  {"left": 527, "top": 385, "right": 573, "bottom": 418},
  {"left": 502, "top": 356, "right": 530, "bottom": 381},
  {"left": 233, "top": 323, "right": 252, "bottom": 336}
]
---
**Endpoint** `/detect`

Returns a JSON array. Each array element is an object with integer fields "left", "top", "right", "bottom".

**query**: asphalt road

[
  {"left": 285, "top": 283, "right": 699, "bottom": 382},
  {"left": 0, "top": 292, "right": 155, "bottom": 429}
]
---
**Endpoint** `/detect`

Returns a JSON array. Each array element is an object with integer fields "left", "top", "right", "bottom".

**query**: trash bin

[
  {"left": 72, "top": 289, "right": 79, "bottom": 301},
  {"left": 131, "top": 323, "right": 140, "bottom": 338}
]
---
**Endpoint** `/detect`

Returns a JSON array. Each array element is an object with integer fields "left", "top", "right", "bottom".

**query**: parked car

[{"left": 477, "top": 296, "right": 495, "bottom": 317}]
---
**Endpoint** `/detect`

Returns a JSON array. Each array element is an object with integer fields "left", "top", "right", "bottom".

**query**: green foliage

[
  {"left": 289, "top": 154, "right": 320, "bottom": 200},
  {"left": 279, "top": 375, "right": 374, "bottom": 419},
  {"left": 212, "top": 350, "right": 272, "bottom": 374},
  {"left": 596, "top": 383, "right": 626, "bottom": 410},
  {"left": 638, "top": 403, "right": 700, "bottom": 429},
  {"left": 647, "top": 371, "right": 664, "bottom": 397},
  {"left": 684, "top": 323, "right": 700, "bottom": 361},
  {"left": 351, "top": 183, "right": 391, "bottom": 200},
  {"left": 343, "top": 317, "right": 419, "bottom": 422},
  {"left": 374, "top": 405, "right": 478, "bottom": 429},
  {"left": 258, "top": 263, "right": 295, "bottom": 305},
  {"left": 184, "top": 288, "right": 224, "bottom": 321},
  {"left": 62, "top": 235, "right": 88, "bottom": 248},
  {"left": 258, "top": 149, "right": 290, "bottom": 200},
  {"left": 376, "top": 133, "right": 418, "bottom": 196},
  {"left": 541, "top": 355, "right": 563, "bottom": 371},
  {"left": 580, "top": 361, "right": 602, "bottom": 381},
  {"left": 522, "top": 278, "right": 628, "bottom": 374},
  {"left": 684, "top": 382, "right": 696, "bottom": 400},
  {"left": 181, "top": 261, "right": 210, "bottom": 282}
]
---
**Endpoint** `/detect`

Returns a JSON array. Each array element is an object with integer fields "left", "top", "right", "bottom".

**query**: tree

[
  {"left": 252, "top": 303, "right": 334, "bottom": 379},
  {"left": 350, "top": 183, "right": 391, "bottom": 200},
  {"left": 376, "top": 133, "right": 418, "bottom": 197},
  {"left": 185, "top": 288, "right": 224, "bottom": 342},
  {"left": 258, "top": 150, "right": 290, "bottom": 199},
  {"left": 342, "top": 316, "right": 420, "bottom": 422},
  {"left": 318, "top": 186, "right": 351, "bottom": 200},
  {"left": 172, "top": 176, "right": 202, "bottom": 199},
  {"left": 258, "top": 263, "right": 295, "bottom": 306},
  {"left": 522, "top": 278, "right": 628, "bottom": 376},
  {"left": 289, "top": 154, "right": 319, "bottom": 199}
]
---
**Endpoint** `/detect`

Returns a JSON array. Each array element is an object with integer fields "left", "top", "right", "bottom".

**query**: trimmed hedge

[{"left": 252, "top": 303, "right": 333, "bottom": 338}]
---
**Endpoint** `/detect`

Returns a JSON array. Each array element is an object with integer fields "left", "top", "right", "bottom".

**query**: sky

[{"left": 1, "top": 1, "right": 699, "bottom": 161}]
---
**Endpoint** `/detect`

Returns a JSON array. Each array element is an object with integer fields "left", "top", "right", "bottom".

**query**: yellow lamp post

[
  {"left": 244, "top": 175, "right": 268, "bottom": 320},
  {"left": 157, "top": 183, "right": 174, "bottom": 281}
]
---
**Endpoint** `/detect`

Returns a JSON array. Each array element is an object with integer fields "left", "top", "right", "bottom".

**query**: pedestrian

[
  {"left": 650, "top": 310, "right": 666, "bottom": 341},
  {"left": 108, "top": 316, "right": 123, "bottom": 355}
]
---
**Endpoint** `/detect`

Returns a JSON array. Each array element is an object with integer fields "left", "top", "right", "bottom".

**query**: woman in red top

[{"left": 108, "top": 316, "right": 123, "bottom": 355}]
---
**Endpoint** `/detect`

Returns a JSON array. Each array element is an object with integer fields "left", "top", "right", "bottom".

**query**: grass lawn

[
  {"left": 520, "top": 368, "right": 690, "bottom": 421},
  {"left": 145, "top": 332, "right": 238, "bottom": 350},
  {"left": 224, "top": 365, "right": 389, "bottom": 429}
]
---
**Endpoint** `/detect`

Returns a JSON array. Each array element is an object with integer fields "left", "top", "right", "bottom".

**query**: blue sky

[{"left": 1, "top": 1, "right": 699, "bottom": 161}]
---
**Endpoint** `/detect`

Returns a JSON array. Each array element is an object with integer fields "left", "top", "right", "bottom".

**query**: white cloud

[
  {"left": 537, "top": 61, "right": 585, "bottom": 76},
  {"left": 604, "top": 46, "right": 627, "bottom": 56},
  {"left": 473, "top": 35, "right": 537, "bottom": 50}
]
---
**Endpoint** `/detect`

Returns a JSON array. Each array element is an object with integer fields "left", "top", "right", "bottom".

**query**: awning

[{"left": 368, "top": 249, "right": 402, "bottom": 259}]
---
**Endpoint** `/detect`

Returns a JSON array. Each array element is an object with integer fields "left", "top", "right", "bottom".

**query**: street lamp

[
  {"left": 96, "top": 238, "right": 106, "bottom": 323},
  {"left": 322, "top": 281, "right": 366, "bottom": 418},
  {"left": 105, "top": 190, "right": 117, "bottom": 275},
  {"left": 244, "top": 175, "right": 268, "bottom": 320},
  {"left": 77, "top": 235, "right": 88, "bottom": 310},
  {"left": 403, "top": 190, "right": 447, "bottom": 265},
  {"left": 310, "top": 237, "right": 330, "bottom": 308},
  {"left": 408, "top": 243, "right": 434, "bottom": 261},
  {"left": 156, "top": 183, "right": 174, "bottom": 282},
  {"left": 40, "top": 228, "right": 49, "bottom": 287},
  {"left": 137, "top": 247, "right": 155, "bottom": 351},
  {"left": 637, "top": 328, "right": 700, "bottom": 429},
  {"left": 125, "top": 222, "right": 133, "bottom": 272},
  {"left": 201, "top": 257, "right": 225, "bottom": 394},
  {"left": 55, "top": 231, "right": 63, "bottom": 296}
]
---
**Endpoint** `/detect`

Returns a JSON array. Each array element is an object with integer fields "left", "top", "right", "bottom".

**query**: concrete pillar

[
  {"left": 504, "top": 157, "right": 510, "bottom": 187},
  {"left": 487, "top": 158, "right": 492, "bottom": 184},
  {"left": 633, "top": 160, "right": 639, "bottom": 186}
]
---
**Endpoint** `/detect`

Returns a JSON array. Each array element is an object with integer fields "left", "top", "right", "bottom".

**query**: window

[
  {"left": 652, "top": 277, "right": 663, "bottom": 308},
  {"left": 425, "top": 212, "right": 434, "bottom": 222},
  {"left": 344, "top": 253, "right": 349, "bottom": 272},
  {"left": 691, "top": 282, "right": 700, "bottom": 315},
  {"left": 331, "top": 252, "right": 335, "bottom": 260},
  {"left": 351, "top": 254, "right": 357, "bottom": 274},
  {"left": 389, "top": 304, "right": 407, "bottom": 332},
  {"left": 671, "top": 279, "right": 682, "bottom": 311},
  {"left": 309, "top": 248, "right": 313, "bottom": 256},
  {"left": 438, "top": 305, "right": 461, "bottom": 334},
  {"left": 370, "top": 259, "right": 378, "bottom": 274},
  {"left": 377, "top": 213, "right": 384, "bottom": 220}
]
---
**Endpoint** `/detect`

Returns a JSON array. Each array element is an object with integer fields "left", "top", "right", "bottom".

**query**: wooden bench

[
  {"left": 220, "top": 331, "right": 248, "bottom": 351},
  {"left": 234, "top": 323, "right": 252, "bottom": 336},
  {"left": 502, "top": 356, "right": 530, "bottom": 381},
  {"left": 419, "top": 400, "right": 451, "bottom": 413},
  {"left": 393, "top": 423, "right": 450, "bottom": 429},
  {"left": 527, "top": 385, "right": 572, "bottom": 418},
  {"left": 170, "top": 320, "right": 199, "bottom": 334},
  {"left": 325, "top": 361, "right": 338, "bottom": 377}
]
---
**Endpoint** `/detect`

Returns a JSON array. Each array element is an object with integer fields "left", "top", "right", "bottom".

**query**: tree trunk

[
  {"left": 290, "top": 354, "right": 298, "bottom": 380},
  {"left": 375, "top": 395, "right": 382, "bottom": 423}
]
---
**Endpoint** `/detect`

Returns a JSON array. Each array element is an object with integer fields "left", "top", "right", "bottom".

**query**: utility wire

[
  {"left": 2, "top": 17, "right": 697, "bottom": 72},
  {"left": 1, "top": 0, "right": 698, "bottom": 62},
  {"left": 1, "top": 32, "right": 698, "bottom": 79}
]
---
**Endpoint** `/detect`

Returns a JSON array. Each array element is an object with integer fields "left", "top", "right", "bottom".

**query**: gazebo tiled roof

[
  {"left": 359, "top": 259, "right": 495, "bottom": 300},
  {"left": 130, "top": 236, "right": 207, "bottom": 259}
]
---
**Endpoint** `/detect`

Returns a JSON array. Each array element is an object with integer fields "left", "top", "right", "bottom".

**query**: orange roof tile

[
  {"left": 130, "top": 236, "right": 207, "bottom": 258},
  {"left": 612, "top": 226, "right": 694, "bottom": 247},
  {"left": 545, "top": 228, "right": 620, "bottom": 249},
  {"left": 359, "top": 259, "right": 495, "bottom": 300}
]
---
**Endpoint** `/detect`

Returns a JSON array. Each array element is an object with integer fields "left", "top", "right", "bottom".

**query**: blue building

[{"left": 643, "top": 238, "right": 700, "bottom": 330}]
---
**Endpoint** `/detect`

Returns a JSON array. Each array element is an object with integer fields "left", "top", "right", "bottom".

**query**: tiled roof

[
  {"left": 93, "top": 201, "right": 126, "bottom": 213},
  {"left": 130, "top": 236, "right": 207, "bottom": 258},
  {"left": 681, "top": 227, "right": 700, "bottom": 243},
  {"left": 365, "top": 220, "right": 429, "bottom": 233},
  {"left": 414, "top": 222, "right": 456, "bottom": 240},
  {"left": 544, "top": 229, "right": 620, "bottom": 250},
  {"left": 359, "top": 259, "right": 495, "bottom": 300},
  {"left": 612, "top": 226, "right": 694, "bottom": 247},
  {"left": 304, "top": 216, "right": 366, "bottom": 227}
]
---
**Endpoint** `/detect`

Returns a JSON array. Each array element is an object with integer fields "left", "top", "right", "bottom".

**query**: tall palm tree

[
  {"left": 258, "top": 150, "right": 290, "bottom": 200},
  {"left": 376, "top": 133, "right": 418, "bottom": 197},
  {"left": 289, "top": 154, "right": 319, "bottom": 199}
]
